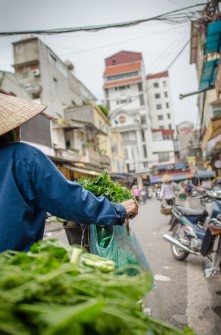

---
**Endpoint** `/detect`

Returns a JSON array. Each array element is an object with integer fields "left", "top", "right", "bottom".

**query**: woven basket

[{"left": 160, "top": 207, "right": 172, "bottom": 215}]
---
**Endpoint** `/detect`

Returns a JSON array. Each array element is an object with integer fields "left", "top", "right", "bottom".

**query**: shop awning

[
  {"left": 63, "top": 165, "right": 100, "bottom": 176},
  {"left": 205, "top": 21, "right": 221, "bottom": 55},
  {"left": 199, "top": 59, "right": 219, "bottom": 91},
  {"left": 205, "top": 134, "right": 221, "bottom": 154},
  {"left": 150, "top": 170, "right": 215, "bottom": 183},
  {"left": 202, "top": 115, "right": 221, "bottom": 150},
  {"left": 198, "top": 170, "right": 215, "bottom": 178},
  {"left": 150, "top": 172, "right": 192, "bottom": 184}
]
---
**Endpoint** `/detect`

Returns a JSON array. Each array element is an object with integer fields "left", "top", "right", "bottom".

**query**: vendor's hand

[{"left": 121, "top": 199, "right": 138, "bottom": 219}]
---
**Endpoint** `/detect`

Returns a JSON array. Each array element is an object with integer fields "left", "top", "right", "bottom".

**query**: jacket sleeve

[{"left": 29, "top": 149, "right": 126, "bottom": 226}]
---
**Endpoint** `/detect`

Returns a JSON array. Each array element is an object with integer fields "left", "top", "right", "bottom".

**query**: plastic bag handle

[{"left": 125, "top": 216, "right": 130, "bottom": 236}]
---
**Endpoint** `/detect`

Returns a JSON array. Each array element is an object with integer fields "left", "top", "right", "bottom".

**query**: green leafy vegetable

[
  {"left": 0, "top": 240, "right": 196, "bottom": 335},
  {"left": 77, "top": 171, "right": 135, "bottom": 203}
]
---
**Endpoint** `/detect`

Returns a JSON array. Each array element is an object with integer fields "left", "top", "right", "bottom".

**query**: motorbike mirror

[{"left": 191, "top": 176, "right": 199, "bottom": 186}]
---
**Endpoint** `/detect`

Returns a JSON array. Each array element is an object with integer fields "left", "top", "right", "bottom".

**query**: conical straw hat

[
  {"left": 0, "top": 93, "right": 47, "bottom": 136},
  {"left": 162, "top": 174, "right": 172, "bottom": 183}
]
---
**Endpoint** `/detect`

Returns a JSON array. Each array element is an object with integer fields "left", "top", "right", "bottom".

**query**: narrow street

[
  {"left": 131, "top": 197, "right": 221, "bottom": 335},
  {"left": 44, "top": 197, "right": 221, "bottom": 335}
]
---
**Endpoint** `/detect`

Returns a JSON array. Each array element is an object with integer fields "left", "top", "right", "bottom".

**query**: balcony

[
  {"left": 79, "top": 148, "right": 110, "bottom": 169},
  {"left": 53, "top": 148, "right": 80, "bottom": 162}
]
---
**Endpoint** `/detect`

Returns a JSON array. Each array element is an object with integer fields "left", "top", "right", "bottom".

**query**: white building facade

[
  {"left": 146, "top": 71, "right": 177, "bottom": 171},
  {"left": 146, "top": 71, "right": 176, "bottom": 130},
  {"left": 103, "top": 51, "right": 153, "bottom": 175}
]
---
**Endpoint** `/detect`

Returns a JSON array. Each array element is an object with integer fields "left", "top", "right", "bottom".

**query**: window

[
  {"left": 124, "top": 149, "right": 128, "bottom": 159},
  {"left": 139, "top": 94, "right": 144, "bottom": 105},
  {"left": 166, "top": 102, "right": 169, "bottom": 108},
  {"left": 155, "top": 93, "right": 160, "bottom": 99},
  {"left": 168, "top": 124, "right": 172, "bottom": 129},
  {"left": 158, "top": 152, "right": 169, "bottom": 162},
  {"left": 153, "top": 82, "right": 159, "bottom": 88},
  {"left": 159, "top": 125, "right": 164, "bottom": 129},
  {"left": 15, "top": 44, "right": 23, "bottom": 53},
  {"left": 122, "top": 132, "right": 134, "bottom": 141},
  {"left": 141, "top": 129, "right": 145, "bottom": 141},
  {"left": 143, "top": 144, "right": 147, "bottom": 158},
  {"left": 32, "top": 91, "right": 40, "bottom": 99},
  {"left": 164, "top": 92, "right": 168, "bottom": 97},
  {"left": 115, "top": 85, "right": 129, "bottom": 91},
  {"left": 122, "top": 133, "right": 128, "bottom": 141},
  {"left": 157, "top": 115, "right": 163, "bottom": 120},
  {"left": 141, "top": 116, "right": 146, "bottom": 125},
  {"left": 119, "top": 85, "right": 129, "bottom": 90},
  {"left": 131, "top": 148, "right": 135, "bottom": 159},
  {"left": 156, "top": 104, "right": 162, "bottom": 110},
  {"left": 66, "top": 140, "right": 71, "bottom": 148},
  {"left": 213, "top": 109, "right": 221, "bottom": 117},
  {"left": 167, "top": 113, "right": 171, "bottom": 119},
  {"left": 117, "top": 98, "right": 132, "bottom": 104},
  {"left": 163, "top": 81, "right": 167, "bottom": 87},
  {"left": 138, "top": 83, "right": 143, "bottom": 91}
]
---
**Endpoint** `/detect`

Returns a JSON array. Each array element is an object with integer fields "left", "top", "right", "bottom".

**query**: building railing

[{"left": 79, "top": 148, "right": 110, "bottom": 169}]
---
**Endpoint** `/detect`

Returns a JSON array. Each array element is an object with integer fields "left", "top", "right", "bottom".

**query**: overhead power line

[{"left": 0, "top": 4, "right": 205, "bottom": 36}]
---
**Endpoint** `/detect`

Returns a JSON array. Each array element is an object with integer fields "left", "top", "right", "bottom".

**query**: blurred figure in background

[
  {"left": 140, "top": 186, "right": 148, "bottom": 204},
  {"left": 160, "top": 174, "right": 177, "bottom": 206},
  {"left": 132, "top": 185, "right": 140, "bottom": 203},
  {"left": 185, "top": 180, "right": 193, "bottom": 197}
]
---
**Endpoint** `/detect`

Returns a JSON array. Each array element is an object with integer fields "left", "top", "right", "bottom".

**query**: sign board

[{"left": 215, "top": 62, "right": 221, "bottom": 99}]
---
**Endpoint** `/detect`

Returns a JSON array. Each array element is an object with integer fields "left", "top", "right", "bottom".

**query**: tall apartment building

[
  {"left": 146, "top": 71, "right": 176, "bottom": 130},
  {"left": 146, "top": 71, "right": 177, "bottom": 172},
  {"left": 103, "top": 51, "right": 153, "bottom": 175}
]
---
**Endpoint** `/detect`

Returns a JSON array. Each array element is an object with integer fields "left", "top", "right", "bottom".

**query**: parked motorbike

[{"left": 163, "top": 189, "right": 221, "bottom": 262}]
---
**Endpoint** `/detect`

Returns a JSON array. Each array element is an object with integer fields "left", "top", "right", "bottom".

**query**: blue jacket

[{"left": 0, "top": 142, "right": 126, "bottom": 252}]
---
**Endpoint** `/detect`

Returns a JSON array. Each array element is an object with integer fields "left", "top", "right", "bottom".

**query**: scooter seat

[{"left": 174, "top": 206, "right": 207, "bottom": 217}]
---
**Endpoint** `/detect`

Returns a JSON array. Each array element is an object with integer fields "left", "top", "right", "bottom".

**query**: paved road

[
  {"left": 44, "top": 197, "right": 221, "bottom": 335},
  {"left": 131, "top": 197, "right": 221, "bottom": 335}
]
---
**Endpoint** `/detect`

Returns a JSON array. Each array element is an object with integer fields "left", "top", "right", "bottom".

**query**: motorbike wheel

[{"left": 171, "top": 224, "right": 190, "bottom": 261}]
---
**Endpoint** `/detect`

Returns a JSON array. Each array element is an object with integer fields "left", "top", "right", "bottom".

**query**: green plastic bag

[{"left": 89, "top": 224, "right": 155, "bottom": 280}]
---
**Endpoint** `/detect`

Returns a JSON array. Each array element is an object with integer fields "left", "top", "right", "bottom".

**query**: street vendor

[{"left": 0, "top": 93, "right": 138, "bottom": 252}]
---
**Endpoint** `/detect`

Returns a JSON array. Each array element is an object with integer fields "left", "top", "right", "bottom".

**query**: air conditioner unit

[{"left": 32, "top": 69, "right": 40, "bottom": 77}]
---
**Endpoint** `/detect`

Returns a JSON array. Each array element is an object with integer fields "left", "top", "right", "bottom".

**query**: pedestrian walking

[
  {"left": 132, "top": 185, "right": 140, "bottom": 203},
  {"left": 160, "top": 174, "right": 177, "bottom": 206}
]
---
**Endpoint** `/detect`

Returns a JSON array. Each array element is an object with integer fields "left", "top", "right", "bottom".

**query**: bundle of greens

[
  {"left": 77, "top": 170, "right": 135, "bottom": 203},
  {"left": 0, "top": 239, "right": 195, "bottom": 335}
]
